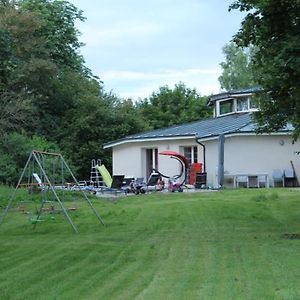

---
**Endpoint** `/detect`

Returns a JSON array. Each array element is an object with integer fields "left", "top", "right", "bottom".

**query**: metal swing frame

[{"left": 0, "top": 150, "right": 105, "bottom": 233}]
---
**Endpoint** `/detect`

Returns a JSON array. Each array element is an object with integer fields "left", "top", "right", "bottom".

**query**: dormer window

[
  {"left": 237, "top": 97, "right": 249, "bottom": 111},
  {"left": 216, "top": 95, "right": 259, "bottom": 117},
  {"left": 208, "top": 87, "right": 261, "bottom": 118},
  {"left": 250, "top": 98, "right": 258, "bottom": 109},
  {"left": 237, "top": 96, "right": 258, "bottom": 112},
  {"left": 219, "top": 99, "right": 234, "bottom": 115}
]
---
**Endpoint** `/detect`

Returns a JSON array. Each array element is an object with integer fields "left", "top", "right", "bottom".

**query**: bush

[{"left": 0, "top": 132, "right": 61, "bottom": 184}]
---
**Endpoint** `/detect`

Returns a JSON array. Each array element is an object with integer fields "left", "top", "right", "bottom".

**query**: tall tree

[
  {"left": 0, "top": 0, "right": 98, "bottom": 180},
  {"left": 136, "top": 82, "right": 212, "bottom": 130},
  {"left": 0, "top": 132, "right": 60, "bottom": 184},
  {"left": 0, "top": 90, "right": 32, "bottom": 136},
  {"left": 21, "top": 0, "right": 88, "bottom": 74},
  {"left": 230, "top": 0, "right": 300, "bottom": 137},
  {"left": 0, "top": 1, "right": 59, "bottom": 135},
  {"left": 218, "top": 42, "right": 257, "bottom": 90},
  {"left": 0, "top": 0, "right": 150, "bottom": 181},
  {"left": 60, "top": 83, "right": 148, "bottom": 178},
  {"left": 0, "top": 0, "right": 92, "bottom": 137}
]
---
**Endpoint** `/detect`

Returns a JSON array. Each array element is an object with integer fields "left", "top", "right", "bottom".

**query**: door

[{"left": 145, "top": 148, "right": 158, "bottom": 179}]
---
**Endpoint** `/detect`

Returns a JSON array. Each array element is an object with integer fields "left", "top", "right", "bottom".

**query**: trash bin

[{"left": 195, "top": 172, "right": 207, "bottom": 188}]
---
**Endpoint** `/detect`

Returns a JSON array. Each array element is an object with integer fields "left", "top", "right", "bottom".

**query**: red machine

[{"left": 189, "top": 163, "right": 203, "bottom": 185}]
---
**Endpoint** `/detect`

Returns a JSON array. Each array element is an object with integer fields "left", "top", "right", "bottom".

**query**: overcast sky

[{"left": 69, "top": 0, "right": 245, "bottom": 100}]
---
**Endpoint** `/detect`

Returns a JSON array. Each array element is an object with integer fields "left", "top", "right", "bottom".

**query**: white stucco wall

[
  {"left": 204, "top": 134, "right": 300, "bottom": 187},
  {"left": 110, "top": 134, "right": 300, "bottom": 188},
  {"left": 111, "top": 138, "right": 203, "bottom": 181}
]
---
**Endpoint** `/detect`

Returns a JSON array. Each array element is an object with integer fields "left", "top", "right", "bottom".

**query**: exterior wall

[
  {"left": 111, "top": 139, "right": 203, "bottom": 181},
  {"left": 204, "top": 139, "right": 219, "bottom": 188},
  {"left": 111, "top": 134, "right": 300, "bottom": 188},
  {"left": 204, "top": 134, "right": 300, "bottom": 188},
  {"left": 112, "top": 143, "right": 142, "bottom": 177}
]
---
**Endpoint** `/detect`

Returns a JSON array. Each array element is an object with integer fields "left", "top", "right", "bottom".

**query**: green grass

[{"left": 1, "top": 186, "right": 300, "bottom": 299}]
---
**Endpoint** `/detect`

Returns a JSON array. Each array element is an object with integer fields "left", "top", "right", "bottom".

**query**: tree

[
  {"left": 20, "top": 0, "right": 89, "bottom": 75},
  {"left": 218, "top": 42, "right": 257, "bottom": 90},
  {"left": 59, "top": 80, "right": 148, "bottom": 178},
  {"left": 136, "top": 82, "right": 212, "bottom": 130},
  {"left": 0, "top": 1, "right": 101, "bottom": 180},
  {"left": 0, "top": 90, "right": 32, "bottom": 136},
  {"left": 0, "top": 1, "right": 56, "bottom": 134},
  {"left": 229, "top": 0, "right": 300, "bottom": 137},
  {"left": 0, "top": 2, "right": 58, "bottom": 90},
  {"left": 0, "top": 132, "right": 60, "bottom": 184}
]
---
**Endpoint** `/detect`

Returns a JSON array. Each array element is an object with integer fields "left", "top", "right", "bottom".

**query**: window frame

[
  {"left": 218, "top": 98, "right": 234, "bottom": 116},
  {"left": 217, "top": 94, "right": 259, "bottom": 116},
  {"left": 183, "top": 146, "right": 198, "bottom": 165},
  {"left": 236, "top": 96, "right": 249, "bottom": 112}
]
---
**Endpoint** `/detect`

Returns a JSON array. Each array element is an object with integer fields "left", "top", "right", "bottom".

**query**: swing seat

[{"left": 30, "top": 217, "right": 45, "bottom": 224}]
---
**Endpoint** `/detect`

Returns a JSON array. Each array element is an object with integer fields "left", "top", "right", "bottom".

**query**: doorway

[{"left": 145, "top": 148, "right": 158, "bottom": 179}]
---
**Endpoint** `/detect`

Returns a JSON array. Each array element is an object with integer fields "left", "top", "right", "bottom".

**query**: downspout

[
  {"left": 195, "top": 136, "right": 206, "bottom": 173},
  {"left": 218, "top": 134, "right": 225, "bottom": 187}
]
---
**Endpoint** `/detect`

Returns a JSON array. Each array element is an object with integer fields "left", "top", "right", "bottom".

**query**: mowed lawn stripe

[
  {"left": 83, "top": 201, "right": 184, "bottom": 299},
  {"left": 1, "top": 188, "right": 300, "bottom": 299}
]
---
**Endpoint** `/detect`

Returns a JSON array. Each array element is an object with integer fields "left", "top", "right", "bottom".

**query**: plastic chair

[
  {"left": 284, "top": 169, "right": 296, "bottom": 187},
  {"left": 272, "top": 169, "right": 284, "bottom": 187},
  {"left": 236, "top": 175, "right": 248, "bottom": 188},
  {"left": 145, "top": 173, "right": 160, "bottom": 191},
  {"left": 258, "top": 175, "right": 267, "bottom": 188}
]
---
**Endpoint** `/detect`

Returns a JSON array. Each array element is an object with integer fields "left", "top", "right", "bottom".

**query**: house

[{"left": 103, "top": 87, "right": 300, "bottom": 188}]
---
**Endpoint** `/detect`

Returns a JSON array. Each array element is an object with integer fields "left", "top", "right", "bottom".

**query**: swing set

[{"left": 0, "top": 150, "right": 105, "bottom": 233}]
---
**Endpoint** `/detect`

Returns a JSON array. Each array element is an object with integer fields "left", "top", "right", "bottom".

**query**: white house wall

[
  {"left": 111, "top": 134, "right": 300, "bottom": 188},
  {"left": 112, "top": 143, "right": 142, "bottom": 177},
  {"left": 204, "top": 135, "right": 300, "bottom": 187},
  {"left": 111, "top": 139, "right": 203, "bottom": 180}
]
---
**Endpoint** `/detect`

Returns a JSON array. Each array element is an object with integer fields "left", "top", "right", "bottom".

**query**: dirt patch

[{"left": 281, "top": 233, "right": 300, "bottom": 240}]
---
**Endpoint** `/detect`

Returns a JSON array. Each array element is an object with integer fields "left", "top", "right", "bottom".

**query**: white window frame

[
  {"left": 182, "top": 146, "right": 198, "bottom": 165},
  {"left": 217, "top": 98, "right": 235, "bottom": 117},
  {"left": 217, "top": 94, "right": 259, "bottom": 117},
  {"left": 236, "top": 96, "right": 249, "bottom": 112}
]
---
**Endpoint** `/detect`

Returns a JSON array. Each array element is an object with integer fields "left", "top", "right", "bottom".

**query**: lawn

[{"left": 1, "top": 186, "right": 300, "bottom": 300}]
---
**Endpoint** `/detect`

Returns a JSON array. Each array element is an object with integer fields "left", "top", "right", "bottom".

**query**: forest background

[{"left": 0, "top": 0, "right": 298, "bottom": 183}]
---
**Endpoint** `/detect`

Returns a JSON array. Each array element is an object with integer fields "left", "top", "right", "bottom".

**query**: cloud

[
  {"left": 69, "top": 0, "right": 244, "bottom": 100},
  {"left": 100, "top": 67, "right": 222, "bottom": 99},
  {"left": 101, "top": 68, "right": 220, "bottom": 81}
]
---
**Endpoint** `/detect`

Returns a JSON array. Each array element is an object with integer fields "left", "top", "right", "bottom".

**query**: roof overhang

[
  {"left": 104, "top": 129, "right": 293, "bottom": 149},
  {"left": 103, "top": 135, "right": 195, "bottom": 149}
]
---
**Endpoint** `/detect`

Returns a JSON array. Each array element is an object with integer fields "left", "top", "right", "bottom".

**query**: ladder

[{"left": 90, "top": 159, "right": 103, "bottom": 187}]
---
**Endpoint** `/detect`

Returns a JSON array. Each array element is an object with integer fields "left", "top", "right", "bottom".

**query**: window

[
  {"left": 219, "top": 99, "right": 233, "bottom": 115},
  {"left": 237, "top": 97, "right": 249, "bottom": 111},
  {"left": 249, "top": 98, "right": 258, "bottom": 109},
  {"left": 183, "top": 146, "right": 198, "bottom": 165}
]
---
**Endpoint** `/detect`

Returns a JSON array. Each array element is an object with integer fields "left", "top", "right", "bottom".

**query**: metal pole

[
  {"left": 218, "top": 134, "right": 225, "bottom": 187},
  {"left": 32, "top": 190, "right": 48, "bottom": 230},
  {"left": 0, "top": 151, "right": 34, "bottom": 227},
  {"left": 60, "top": 155, "right": 105, "bottom": 226},
  {"left": 32, "top": 152, "right": 78, "bottom": 233}
]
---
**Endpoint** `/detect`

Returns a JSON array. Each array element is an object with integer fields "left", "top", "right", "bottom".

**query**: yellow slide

[{"left": 96, "top": 164, "right": 113, "bottom": 188}]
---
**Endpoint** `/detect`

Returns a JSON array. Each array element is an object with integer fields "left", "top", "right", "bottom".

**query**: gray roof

[
  {"left": 104, "top": 112, "right": 293, "bottom": 148},
  {"left": 104, "top": 113, "right": 261, "bottom": 148},
  {"left": 207, "top": 86, "right": 262, "bottom": 106}
]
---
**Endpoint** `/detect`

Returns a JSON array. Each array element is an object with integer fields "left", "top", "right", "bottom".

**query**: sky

[{"left": 69, "top": 0, "right": 246, "bottom": 100}]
